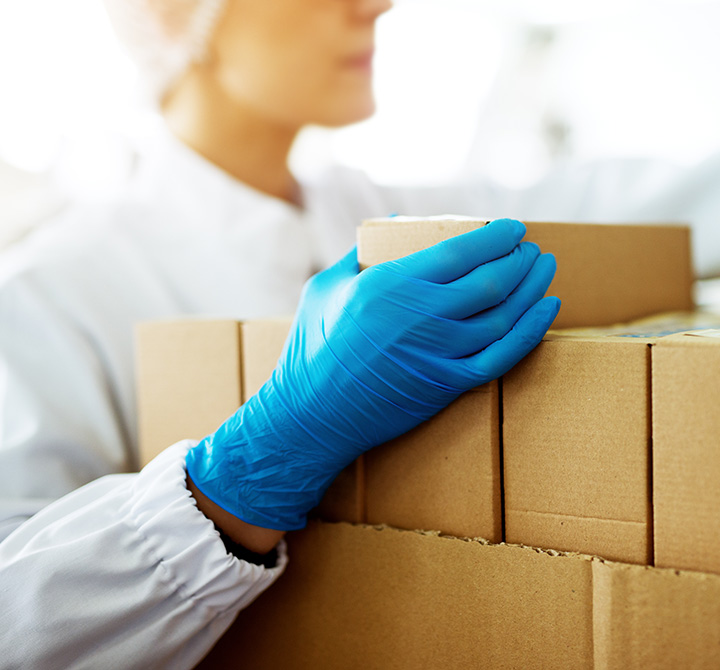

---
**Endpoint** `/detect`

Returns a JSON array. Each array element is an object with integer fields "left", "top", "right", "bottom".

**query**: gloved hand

[{"left": 186, "top": 218, "right": 560, "bottom": 530}]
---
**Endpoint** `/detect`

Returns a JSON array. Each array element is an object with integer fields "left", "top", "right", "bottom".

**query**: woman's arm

[
  {"left": 187, "top": 474, "right": 285, "bottom": 554},
  {"left": 0, "top": 441, "right": 287, "bottom": 670}
]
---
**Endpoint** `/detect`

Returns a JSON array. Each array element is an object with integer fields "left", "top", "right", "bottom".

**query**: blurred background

[{"left": 2, "top": 0, "right": 720, "bottom": 249}]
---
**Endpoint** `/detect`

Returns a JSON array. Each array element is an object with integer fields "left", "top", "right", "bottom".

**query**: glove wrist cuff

[{"left": 185, "top": 382, "right": 341, "bottom": 531}]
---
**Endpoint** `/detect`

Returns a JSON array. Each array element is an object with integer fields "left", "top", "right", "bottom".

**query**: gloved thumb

[
  {"left": 310, "top": 246, "right": 359, "bottom": 292},
  {"left": 330, "top": 245, "right": 359, "bottom": 277}
]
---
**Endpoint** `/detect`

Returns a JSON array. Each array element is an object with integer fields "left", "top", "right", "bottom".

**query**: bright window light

[{"left": 2, "top": 0, "right": 720, "bottom": 192}]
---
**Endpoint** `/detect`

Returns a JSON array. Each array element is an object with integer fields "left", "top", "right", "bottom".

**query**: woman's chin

[{"left": 321, "top": 97, "right": 377, "bottom": 129}]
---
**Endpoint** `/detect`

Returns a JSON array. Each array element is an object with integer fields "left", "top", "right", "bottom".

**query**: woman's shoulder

[{"left": 0, "top": 192, "right": 165, "bottom": 300}]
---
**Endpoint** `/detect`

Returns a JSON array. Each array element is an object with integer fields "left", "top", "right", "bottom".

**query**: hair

[{"left": 102, "top": 0, "right": 227, "bottom": 105}]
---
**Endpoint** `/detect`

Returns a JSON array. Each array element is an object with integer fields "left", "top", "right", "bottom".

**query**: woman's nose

[{"left": 353, "top": 0, "right": 393, "bottom": 22}]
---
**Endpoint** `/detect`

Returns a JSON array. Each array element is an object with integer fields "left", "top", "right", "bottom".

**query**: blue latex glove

[{"left": 186, "top": 218, "right": 560, "bottom": 530}]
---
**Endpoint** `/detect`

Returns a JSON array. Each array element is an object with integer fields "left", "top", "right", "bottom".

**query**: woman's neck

[{"left": 162, "top": 66, "right": 301, "bottom": 206}]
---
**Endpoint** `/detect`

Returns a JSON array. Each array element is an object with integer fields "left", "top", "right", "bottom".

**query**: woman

[
  {"left": 0, "top": 0, "right": 712, "bottom": 667},
  {"left": 0, "top": 2, "right": 559, "bottom": 667}
]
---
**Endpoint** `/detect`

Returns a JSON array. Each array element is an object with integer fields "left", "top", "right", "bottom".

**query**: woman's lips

[{"left": 344, "top": 49, "right": 375, "bottom": 71}]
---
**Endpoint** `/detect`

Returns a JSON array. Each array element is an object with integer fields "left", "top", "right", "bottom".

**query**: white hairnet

[{"left": 103, "top": 0, "right": 227, "bottom": 105}]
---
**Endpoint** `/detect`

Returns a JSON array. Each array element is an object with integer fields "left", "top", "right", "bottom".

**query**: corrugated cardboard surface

[
  {"left": 197, "top": 522, "right": 594, "bottom": 669},
  {"left": 592, "top": 560, "right": 720, "bottom": 669},
  {"left": 239, "top": 318, "right": 291, "bottom": 398},
  {"left": 503, "top": 336, "right": 652, "bottom": 564},
  {"left": 137, "top": 313, "right": 720, "bottom": 666},
  {"left": 510, "top": 510, "right": 649, "bottom": 566},
  {"left": 311, "top": 459, "right": 363, "bottom": 524},
  {"left": 523, "top": 222, "right": 691, "bottom": 327},
  {"left": 365, "top": 385, "right": 501, "bottom": 541},
  {"left": 358, "top": 217, "right": 483, "bottom": 266},
  {"left": 357, "top": 218, "right": 693, "bottom": 328},
  {"left": 138, "top": 313, "right": 720, "bottom": 565},
  {"left": 135, "top": 318, "right": 292, "bottom": 467},
  {"left": 135, "top": 320, "right": 243, "bottom": 466},
  {"left": 654, "top": 334, "right": 720, "bottom": 574},
  {"left": 196, "top": 522, "right": 720, "bottom": 669}
]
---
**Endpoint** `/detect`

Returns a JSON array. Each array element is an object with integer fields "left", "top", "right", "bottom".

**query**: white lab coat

[{"left": 1, "top": 129, "right": 720, "bottom": 669}]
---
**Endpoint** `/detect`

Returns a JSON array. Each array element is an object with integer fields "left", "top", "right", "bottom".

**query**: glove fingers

[
  {"left": 435, "top": 241, "right": 541, "bottom": 320},
  {"left": 388, "top": 218, "right": 526, "bottom": 284},
  {"left": 457, "top": 296, "right": 561, "bottom": 386},
  {"left": 441, "top": 252, "right": 557, "bottom": 357}
]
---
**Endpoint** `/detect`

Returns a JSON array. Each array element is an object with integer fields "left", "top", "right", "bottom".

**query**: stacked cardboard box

[
  {"left": 503, "top": 331, "right": 653, "bottom": 564},
  {"left": 136, "top": 317, "right": 293, "bottom": 466},
  {"left": 654, "top": 329, "right": 720, "bottom": 574},
  {"left": 358, "top": 216, "right": 697, "bottom": 564},
  {"left": 503, "top": 313, "right": 720, "bottom": 565},
  {"left": 357, "top": 216, "right": 693, "bottom": 328},
  {"left": 195, "top": 521, "right": 720, "bottom": 670},
  {"left": 135, "top": 218, "right": 720, "bottom": 667},
  {"left": 358, "top": 218, "right": 720, "bottom": 570},
  {"left": 364, "top": 384, "right": 501, "bottom": 541}
]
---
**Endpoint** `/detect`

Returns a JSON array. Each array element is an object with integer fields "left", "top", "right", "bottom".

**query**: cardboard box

[
  {"left": 136, "top": 318, "right": 292, "bottom": 465},
  {"left": 365, "top": 384, "right": 501, "bottom": 541},
  {"left": 503, "top": 333, "right": 653, "bottom": 564},
  {"left": 504, "top": 313, "right": 720, "bottom": 565},
  {"left": 135, "top": 317, "right": 361, "bottom": 522},
  {"left": 357, "top": 217, "right": 693, "bottom": 328},
  {"left": 654, "top": 331, "right": 720, "bottom": 574},
  {"left": 344, "top": 217, "right": 508, "bottom": 540},
  {"left": 195, "top": 521, "right": 720, "bottom": 670},
  {"left": 136, "top": 320, "right": 246, "bottom": 466},
  {"left": 137, "top": 313, "right": 720, "bottom": 666},
  {"left": 238, "top": 319, "right": 293, "bottom": 399}
]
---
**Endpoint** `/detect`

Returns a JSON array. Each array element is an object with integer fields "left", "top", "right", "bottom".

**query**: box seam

[
  {"left": 498, "top": 376, "right": 506, "bottom": 543},
  {"left": 237, "top": 322, "right": 246, "bottom": 403},
  {"left": 647, "top": 342, "right": 655, "bottom": 567}
]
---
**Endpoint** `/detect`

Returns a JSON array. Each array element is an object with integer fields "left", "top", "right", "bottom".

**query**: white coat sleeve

[
  {"left": 0, "top": 249, "right": 287, "bottom": 668},
  {"left": 0, "top": 440, "right": 287, "bottom": 670}
]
